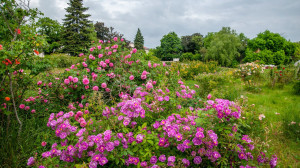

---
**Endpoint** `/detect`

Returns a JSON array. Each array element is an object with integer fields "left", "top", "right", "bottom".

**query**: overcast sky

[{"left": 29, "top": 0, "right": 300, "bottom": 48}]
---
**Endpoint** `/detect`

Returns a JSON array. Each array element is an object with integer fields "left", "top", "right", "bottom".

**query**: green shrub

[
  {"left": 181, "top": 52, "right": 202, "bottom": 61},
  {"left": 181, "top": 52, "right": 194, "bottom": 61},
  {"left": 293, "top": 80, "right": 300, "bottom": 95},
  {"left": 194, "top": 70, "right": 235, "bottom": 98},
  {"left": 144, "top": 52, "right": 161, "bottom": 62},
  {"left": 44, "top": 54, "right": 82, "bottom": 68},
  {"left": 25, "top": 57, "right": 53, "bottom": 75}
]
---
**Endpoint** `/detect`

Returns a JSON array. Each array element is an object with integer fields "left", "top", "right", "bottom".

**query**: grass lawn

[{"left": 246, "top": 85, "right": 300, "bottom": 167}]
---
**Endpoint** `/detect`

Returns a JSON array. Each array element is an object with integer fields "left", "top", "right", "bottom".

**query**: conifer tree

[
  {"left": 134, "top": 28, "right": 144, "bottom": 50},
  {"left": 62, "top": 0, "right": 94, "bottom": 56}
]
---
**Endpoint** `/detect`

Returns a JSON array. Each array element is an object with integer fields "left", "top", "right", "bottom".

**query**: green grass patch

[{"left": 246, "top": 84, "right": 300, "bottom": 167}]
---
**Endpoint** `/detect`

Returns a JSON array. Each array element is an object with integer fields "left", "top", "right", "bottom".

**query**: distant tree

[
  {"left": 94, "top": 21, "right": 130, "bottom": 45},
  {"left": 244, "top": 30, "right": 296, "bottom": 65},
  {"left": 204, "top": 27, "right": 243, "bottom": 67},
  {"left": 155, "top": 32, "right": 182, "bottom": 59},
  {"left": 94, "top": 21, "right": 109, "bottom": 41},
  {"left": 134, "top": 28, "right": 144, "bottom": 50},
  {"left": 37, "top": 17, "right": 63, "bottom": 54},
  {"left": 181, "top": 33, "right": 203, "bottom": 53},
  {"left": 62, "top": 0, "right": 94, "bottom": 56}
]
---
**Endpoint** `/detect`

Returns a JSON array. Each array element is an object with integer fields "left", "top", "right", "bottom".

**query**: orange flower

[
  {"left": 34, "top": 50, "right": 39, "bottom": 55},
  {"left": 5, "top": 97, "right": 10, "bottom": 101},
  {"left": 15, "top": 59, "right": 20, "bottom": 65}
]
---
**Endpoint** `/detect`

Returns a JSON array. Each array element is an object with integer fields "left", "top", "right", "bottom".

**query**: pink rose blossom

[
  {"left": 73, "top": 77, "right": 78, "bottom": 83},
  {"left": 41, "top": 141, "right": 47, "bottom": 146},
  {"left": 129, "top": 75, "right": 134, "bottom": 80},
  {"left": 25, "top": 106, "right": 30, "bottom": 111},
  {"left": 64, "top": 79, "right": 70, "bottom": 85},
  {"left": 101, "top": 83, "right": 107, "bottom": 88},
  {"left": 19, "top": 104, "right": 25, "bottom": 109},
  {"left": 82, "top": 78, "right": 89, "bottom": 85},
  {"left": 93, "top": 86, "right": 99, "bottom": 91},
  {"left": 132, "top": 48, "right": 137, "bottom": 53}
]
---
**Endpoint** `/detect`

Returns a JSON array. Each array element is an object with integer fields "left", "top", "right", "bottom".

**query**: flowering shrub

[
  {"left": 235, "top": 62, "right": 264, "bottom": 91},
  {"left": 267, "top": 66, "right": 295, "bottom": 88},
  {"left": 23, "top": 38, "right": 277, "bottom": 168}
]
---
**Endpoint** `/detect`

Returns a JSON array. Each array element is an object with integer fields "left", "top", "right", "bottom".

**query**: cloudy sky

[{"left": 29, "top": 0, "right": 300, "bottom": 48}]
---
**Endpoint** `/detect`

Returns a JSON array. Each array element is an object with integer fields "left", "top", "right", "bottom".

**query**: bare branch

[{"left": 9, "top": 73, "right": 23, "bottom": 136}]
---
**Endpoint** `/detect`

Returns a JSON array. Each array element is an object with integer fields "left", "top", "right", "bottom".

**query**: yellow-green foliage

[
  {"left": 171, "top": 61, "right": 219, "bottom": 80},
  {"left": 194, "top": 69, "right": 241, "bottom": 100}
]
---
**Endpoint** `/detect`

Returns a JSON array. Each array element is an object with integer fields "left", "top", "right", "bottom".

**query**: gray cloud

[{"left": 30, "top": 0, "right": 300, "bottom": 48}]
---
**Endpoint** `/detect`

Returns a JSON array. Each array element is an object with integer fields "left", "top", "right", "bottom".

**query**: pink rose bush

[{"left": 23, "top": 37, "right": 276, "bottom": 167}]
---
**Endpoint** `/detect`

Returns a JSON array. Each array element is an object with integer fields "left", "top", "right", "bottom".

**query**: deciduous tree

[
  {"left": 204, "top": 27, "right": 243, "bottom": 67},
  {"left": 155, "top": 32, "right": 182, "bottom": 59}
]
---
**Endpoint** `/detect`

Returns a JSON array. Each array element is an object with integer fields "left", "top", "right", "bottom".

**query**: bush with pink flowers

[{"left": 23, "top": 38, "right": 277, "bottom": 168}]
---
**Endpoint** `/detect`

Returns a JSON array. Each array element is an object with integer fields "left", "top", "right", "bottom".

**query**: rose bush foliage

[{"left": 21, "top": 38, "right": 277, "bottom": 168}]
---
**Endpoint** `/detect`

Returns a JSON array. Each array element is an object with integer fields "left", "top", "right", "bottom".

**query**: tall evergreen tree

[
  {"left": 134, "top": 28, "right": 144, "bottom": 50},
  {"left": 62, "top": 0, "right": 94, "bottom": 56}
]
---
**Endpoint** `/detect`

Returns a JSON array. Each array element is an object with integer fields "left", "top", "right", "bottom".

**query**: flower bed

[{"left": 23, "top": 38, "right": 276, "bottom": 168}]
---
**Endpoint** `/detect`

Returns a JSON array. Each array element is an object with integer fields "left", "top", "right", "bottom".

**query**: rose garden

[{"left": 0, "top": 0, "right": 299, "bottom": 168}]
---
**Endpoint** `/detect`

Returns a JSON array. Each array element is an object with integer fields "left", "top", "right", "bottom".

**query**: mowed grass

[{"left": 246, "top": 85, "right": 300, "bottom": 167}]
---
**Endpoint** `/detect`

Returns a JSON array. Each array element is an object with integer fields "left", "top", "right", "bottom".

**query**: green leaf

[
  {"left": 132, "top": 141, "right": 137, "bottom": 146},
  {"left": 127, "top": 149, "right": 134, "bottom": 155},
  {"left": 147, "top": 140, "right": 154, "bottom": 145},
  {"left": 141, "top": 122, "right": 147, "bottom": 128}
]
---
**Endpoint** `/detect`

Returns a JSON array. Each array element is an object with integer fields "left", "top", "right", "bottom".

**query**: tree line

[
  {"left": 154, "top": 28, "right": 299, "bottom": 67},
  {"left": 6, "top": 0, "right": 298, "bottom": 66}
]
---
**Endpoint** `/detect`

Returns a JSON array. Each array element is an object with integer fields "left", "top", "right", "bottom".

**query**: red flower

[
  {"left": 15, "top": 59, "right": 20, "bottom": 65},
  {"left": 280, "top": 74, "right": 282, "bottom": 76},
  {"left": 0, "top": 44, "right": 3, "bottom": 50},
  {"left": 34, "top": 50, "right": 39, "bottom": 55},
  {"left": 17, "top": 29, "right": 21, "bottom": 35},
  {"left": 283, "top": 67, "right": 285, "bottom": 70},
  {"left": 2, "top": 59, "right": 12, "bottom": 66}
]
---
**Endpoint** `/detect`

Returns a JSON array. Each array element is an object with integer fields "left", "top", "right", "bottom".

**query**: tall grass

[
  {"left": 0, "top": 115, "right": 50, "bottom": 167},
  {"left": 246, "top": 85, "right": 300, "bottom": 167}
]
